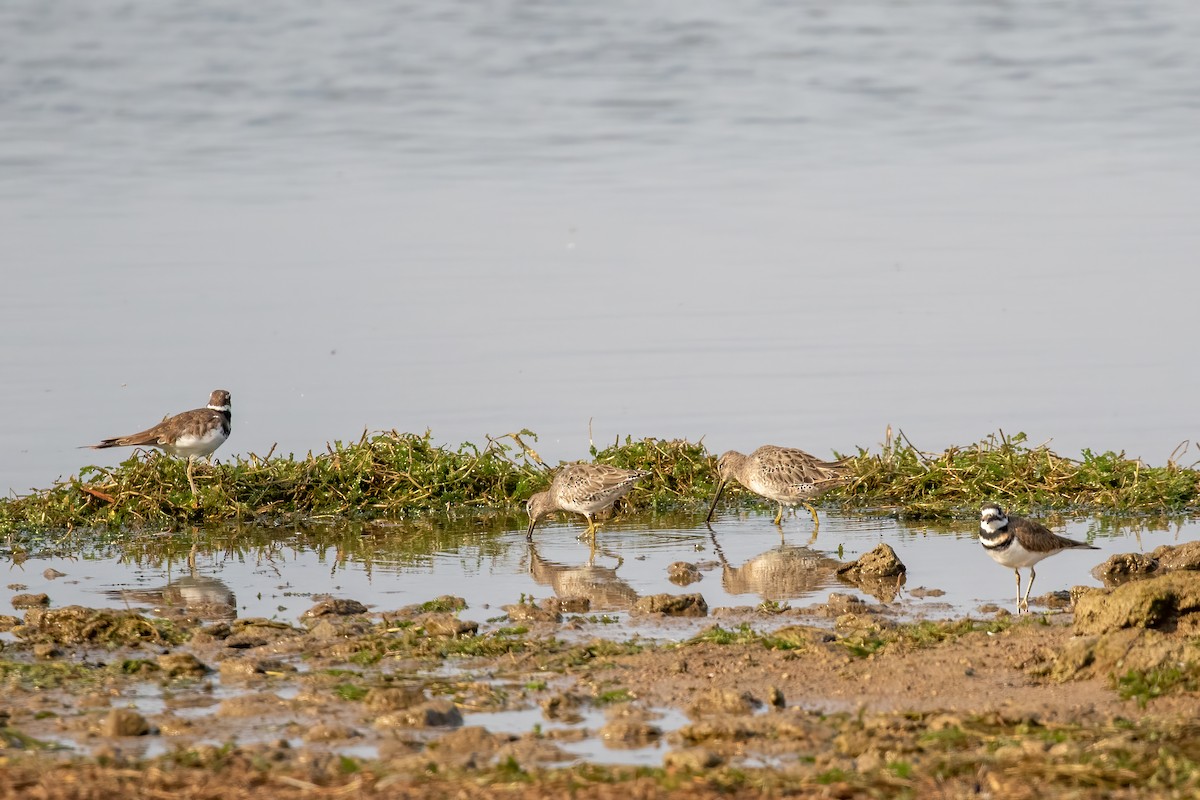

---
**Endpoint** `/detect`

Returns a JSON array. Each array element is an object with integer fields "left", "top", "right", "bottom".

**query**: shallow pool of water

[{"left": 6, "top": 508, "right": 1197, "bottom": 627}]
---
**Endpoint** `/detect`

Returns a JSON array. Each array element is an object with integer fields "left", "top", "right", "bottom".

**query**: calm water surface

[
  {"left": 3, "top": 0, "right": 1200, "bottom": 499},
  {"left": 8, "top": 511, "right": 1197, "bottom": 625}
]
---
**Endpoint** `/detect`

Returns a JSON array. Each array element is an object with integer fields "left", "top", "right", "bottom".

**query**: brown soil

[{"left": 2, "top": 574, "right": 1200, "bottom": 799}]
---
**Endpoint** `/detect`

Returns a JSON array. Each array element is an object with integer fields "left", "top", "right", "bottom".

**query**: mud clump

[
  {"left": 364, "top": 687, "right": 425, "bottom": 712},
  {"left": 668, "top": 562, "right": 703, "bottom": 586},
  {"left": 1150, "top": 541, "right": 1200, "bottom": 572},
  {"left": 1042, "top": 570, "right": 1200, "bottom": 683},
  {"left": 416, "top": 613, "right": 479, "bottom": 637},
  {"left": 157, "top": 653, "right": 209, "bottom": 677},
  {"left": 599, "top": 712, "right": 663, "bottom": 747},
  {"left": 376, "top": 699, "right": 463, "bottom": 729},
  {"left": 302, "top": 598, "right": 369, "bottom": 619},
  {"left": 16, "top": 606, "right": 181, "bottom": 647},
  {"left": 1074, "top": 570, "right": 1200, "bottom": 635},
  {"left": 1094, "top": 542, "right": 1200, "bottom": 587},
  {"left": 1095, "top": 552, "right": 1159, "bottom": 583},
  {"left": 687, "top": 688, "right": 761, "bottom": 718},
  {"left": 540, "top": 692, "right": 586, "bottom": 723},
  {"left": 630, "top": 593, "right": 708, "bottom": 617},
  {"left": 836, "top": 544, "right": 907, "bottom": 601},
  {"left": 11, "top": 593, "right": 50, "bottom": 610},
  {"left": 503, "top": 603, "right": 561, "bottom": 624},
  {"left": 837, "top": 544, "right": 906, "bottom": 579},
  {"left": 101, "top": 709, "right": 151, "bottom": 737}
]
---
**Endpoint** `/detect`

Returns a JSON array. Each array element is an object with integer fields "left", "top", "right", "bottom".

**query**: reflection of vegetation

[{"left": 2, "top": 427, "right": 1197, "bottom": 534}]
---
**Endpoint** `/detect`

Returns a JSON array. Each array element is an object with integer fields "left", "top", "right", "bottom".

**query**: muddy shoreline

[{"left": 3, "top": 546, "right": 1200, "bottom": 799}]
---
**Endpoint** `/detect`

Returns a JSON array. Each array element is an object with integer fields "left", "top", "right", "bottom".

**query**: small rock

[
  {"left": 157, "top": 653, "right": 209, "bottom": 677},
  {"left": 1150, "top": 541, "right": 1200, "bottom": 572},
  {"left": 218, "top": 658, "right": 294, "bottom": 681},
  {"left": 102, "top": 709, "right": 151, "bottom": 737},
  {"left": 630, "top": 593, "right": 708, "bottom": 617},
  {"left": 1095, "top": 553, "right": 1159, "bottom": 583},
  {"left": 820, "top": 593, "right": 874, "bottom": 617},
  {"left": 419, "top": 613, "right": 479, "bottom": 637},
  {"left": 836, "top": 543, "right": 907, "bottom": 578},
  {"left": 376, "top": 699, "right": 463, "bottom": 729},
  {"left": 599, "top": 717, "right": 662, "bottom": 747},
  {"left": 540, "top": 692, "right": 585, "bottom": 723},
  {"left": 550, "top": 597, "right": 591, "bottom": 614},
  {"left": 1039, "top": 590, "right": 1073, "bottom": 609},
  {"left": 664, "top": 747, "right": 724, "bottom": 771},
  {"left": 908, "top": 586, "right": 946, "bottom": 598},
  {"left": 302, "top": 598, "right": 369, "bottom": 619},
  {"left": 11, "top": 594, "right": 50, "bottom": 610},
  {"left": 43, "top": 569, "right": 67, "bottom": 580},
  {"left": 687, "top": 688, "right": 760, "bottom": 718},
  {"left": 0, "top": 615, "right": 20, "bottom": 631},
  {"left": 364, "top": 687, "right": 425, "bottom": 712},
  {"left": 667, "top": 562, "right": 703, "bottom": 586},
  {"left": 33, "top": 643, "right": 61, "bottom": 659},
  {"left": 303, "top": 724, "right": 360, "bottom": 742}
]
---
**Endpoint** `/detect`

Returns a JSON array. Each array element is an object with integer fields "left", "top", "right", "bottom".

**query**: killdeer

[
  {"left": 706, "top": 445, "right": 853, "bottom": 528},
  {"left": 526, "top": 464, "right": 649, "bottom": 541},
  {"left": 978, "top": 502, "right": 1098, "bottom": 612},
  {"left": 86, "top": 389, "right": 232, "bottom": 495}
]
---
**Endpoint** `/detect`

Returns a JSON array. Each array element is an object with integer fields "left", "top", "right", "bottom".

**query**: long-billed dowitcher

[
  {"left": 706, "top": 445, "right": 852, "bottom": 527},
  {"left": 526, "top": 463, "right": 650, "bottom": 540},
  {"left": 979, "top": 503, "right": 1098, "bottom": 612},
  {"left": 85, "top": 389, "right": 232, "bottom": 495}
]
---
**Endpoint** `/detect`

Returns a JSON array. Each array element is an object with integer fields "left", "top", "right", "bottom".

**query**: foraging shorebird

[
  {"left": 86, "top": 389, "right": 232, "bottom": 495},
  {"left": 526, "top": 463, "right": 649, "bottom": 541},
  {"left": 706, "top": 445, "right": 852, "bottom": 528},
  {"left": 978, "top": 502, "right": 1098, "bottom": 612}
]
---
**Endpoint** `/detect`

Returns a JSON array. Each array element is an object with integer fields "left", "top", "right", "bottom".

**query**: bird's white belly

[
  {"left": 165, "top": 427, "right": 227, "bottom": 459},
  {"left": 985, "top": 541, "right": 1048, "bottom": 570}
]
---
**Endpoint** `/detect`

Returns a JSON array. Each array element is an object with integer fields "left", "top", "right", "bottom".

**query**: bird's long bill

[
  {"left": 705, "top": 479, "right": 727, "bottom": 523},
  {"left": 526, "top": 516, "right": 538, "bottom": 541}
]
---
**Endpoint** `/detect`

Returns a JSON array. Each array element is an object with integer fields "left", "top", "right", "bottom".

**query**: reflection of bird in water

[
  {"left": 108, "top": 575, "right": 237, "bottom": 620},
  {"left": 709, "top": 529, "right": 840, "bottom": 602},
  {"left": 527, "top": 542, "right": 638, "bottom": 612}
]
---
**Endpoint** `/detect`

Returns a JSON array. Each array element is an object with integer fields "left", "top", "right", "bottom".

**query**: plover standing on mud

[
  {"left": 526, "top": 463, "right": 649, "bottom": 541},
  {"left": 978, "top": 502, "right": 1098, "bottom": 612},
  {"left": 85, "top": 389, "right": 232, "bottom": 495},
  {"left": 706, "top": 445, "right": 853, "bottom": 528}
]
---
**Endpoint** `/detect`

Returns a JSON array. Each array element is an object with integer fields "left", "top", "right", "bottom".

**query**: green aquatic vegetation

[
  {"left": 594, "top": 687, "right": 634, "bottom": 705},
  {"left": 333, "top": 683, "right": 369, "bottom": 702},
  {"left": 1, "top": 427, "right": 1197, "bottom": 534},
  {"left": 842, "top": 429, "right": 1199, "bottom": 518},
  {"left": 0, "top": 659, "right": 102, "bottom": 690},
  {"left": 1114, "top": 665, "right": 1198, "bottom": 708},
  {"left": 684, "top": 624, "right": 809, "bottom": 651}
]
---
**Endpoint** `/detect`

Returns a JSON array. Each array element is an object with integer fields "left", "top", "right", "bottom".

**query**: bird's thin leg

[
  {"left": 1015, "top": 569, "right": 1026, "bottom": 612},
  {"left": 804, "top": 502, "right": 820, "bottom": 540},
  {"left": 1023, "top": 566, "right": 1037, "bottom": 611},
  {"left": 773, "top": 503, "right": 784, "bottom": 526},
  {"left": 186, "top": 456, "right": 198, "bottom": 497}
]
